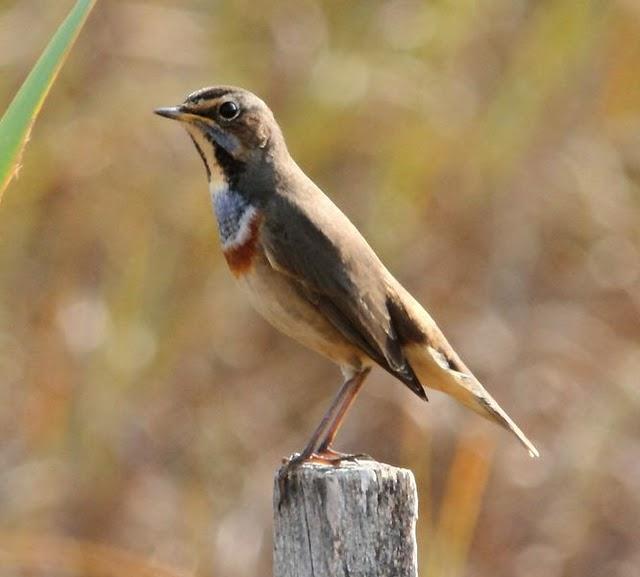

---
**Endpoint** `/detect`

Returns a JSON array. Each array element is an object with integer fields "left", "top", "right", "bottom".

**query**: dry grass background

[{"left": 1, "top": 1, "right": 639, "bottom": 576}]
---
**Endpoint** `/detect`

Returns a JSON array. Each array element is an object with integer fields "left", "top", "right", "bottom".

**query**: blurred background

[{"left": 1, "top": 1, "right": 639, "bottom": 576}]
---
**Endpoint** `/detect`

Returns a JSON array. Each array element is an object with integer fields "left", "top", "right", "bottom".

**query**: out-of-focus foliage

[
  {"left": 0, "top": 1, "right": 638, "bottom": 576},
  {"left": 0, "top": 0, "right": 96, "bottom": 198}
]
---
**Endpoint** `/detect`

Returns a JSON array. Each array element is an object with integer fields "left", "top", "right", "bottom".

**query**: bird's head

[{"left": 155, "top": 86, "right": 285, "bottom": 193}]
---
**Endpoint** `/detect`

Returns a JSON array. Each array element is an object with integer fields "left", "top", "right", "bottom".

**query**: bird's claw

[
  {"left": 281, "top": 449, "right": 373, "bottom": 468},
  {"left": 277, "top": 449, "right": 375, "bottom": 510}
]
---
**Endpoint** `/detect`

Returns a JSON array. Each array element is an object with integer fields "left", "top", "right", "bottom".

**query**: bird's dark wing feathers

[{"left": 261, "top": 193, "right": 426, "bottom": 400}]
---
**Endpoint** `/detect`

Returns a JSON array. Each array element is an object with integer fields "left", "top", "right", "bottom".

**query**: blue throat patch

[{"left": 212, "top": 188, "right": 252, "bottom": 245}]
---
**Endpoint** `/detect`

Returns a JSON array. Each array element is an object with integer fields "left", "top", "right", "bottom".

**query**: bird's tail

[
  {"left": 405, "top": 341, "right": 539, "bottom": 457},
  {"left": 389, "top": 284, "right": 539, "bottom": 458}
]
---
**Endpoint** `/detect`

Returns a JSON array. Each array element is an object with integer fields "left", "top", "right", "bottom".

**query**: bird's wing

[{"left": 260, "top": 191, "right": 426, "bottom": 399}]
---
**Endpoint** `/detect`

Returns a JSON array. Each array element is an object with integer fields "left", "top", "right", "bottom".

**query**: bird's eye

[{"left": 218, "top": 100, "right": 240, "bottom": 120}]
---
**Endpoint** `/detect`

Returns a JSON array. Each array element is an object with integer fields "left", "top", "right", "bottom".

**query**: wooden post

[{"left": 273, "top": 460, "right": 418, "bottom": 577}]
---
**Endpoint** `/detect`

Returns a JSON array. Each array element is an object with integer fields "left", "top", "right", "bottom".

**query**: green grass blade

[{"left": 0, "top": 0, "right": 97, "bottom": 200}]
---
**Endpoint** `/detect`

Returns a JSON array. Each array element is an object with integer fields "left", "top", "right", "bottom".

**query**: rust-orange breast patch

[{"left": 223, "top": 212, "right": 263, "bottom": 276}]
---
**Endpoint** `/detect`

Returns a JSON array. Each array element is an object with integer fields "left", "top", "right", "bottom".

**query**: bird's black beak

[{"left": 154, "top": 106, "right": 186, "bottom": 120}]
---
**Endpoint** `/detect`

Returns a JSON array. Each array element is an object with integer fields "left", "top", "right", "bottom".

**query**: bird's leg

[
  {"left": 278, "top": 368, "right": 372, "bottom": 508},
  {"left": 315, "top": 367, "right": 373, "bottom": 461},
  {"left": 283, "top": 367, "right": 371, "bottom": 467}
]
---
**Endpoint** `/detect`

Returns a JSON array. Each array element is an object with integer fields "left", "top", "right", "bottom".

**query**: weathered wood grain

[{"left": 273, "top": 460, "right": 418, "bottom": 577}]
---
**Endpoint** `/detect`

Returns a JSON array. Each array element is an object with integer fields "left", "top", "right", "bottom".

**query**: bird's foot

[
  {"left": 277, "top": 449, "right": 374, "bottom": 509},
  {"left": 280, "top": 448, "right": 373, "bottom": 467},
  {"left": 314, "top": 446, "right": 374, "bottom": 462}
]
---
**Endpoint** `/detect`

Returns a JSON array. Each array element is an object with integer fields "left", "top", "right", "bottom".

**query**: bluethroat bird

[{"left": 155, "top": 86, "right": 539, "bottom": 465}]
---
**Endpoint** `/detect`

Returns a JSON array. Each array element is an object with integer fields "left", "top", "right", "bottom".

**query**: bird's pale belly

[{"left": 237, "top": 250, "right": 366, "bottom": 372}]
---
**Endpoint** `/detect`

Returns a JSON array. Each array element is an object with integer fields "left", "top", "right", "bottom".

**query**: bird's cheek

[{"left": 208, "top": 125, "right": 242, "bottom": 156}]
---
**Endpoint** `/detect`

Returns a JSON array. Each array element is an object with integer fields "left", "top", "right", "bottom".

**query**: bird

[{"left": 155, "top": 85, "right": 539, "bottom": 467}]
